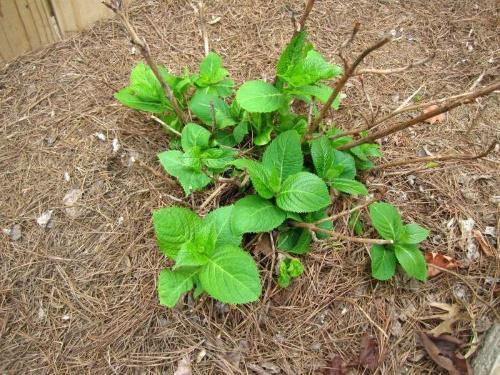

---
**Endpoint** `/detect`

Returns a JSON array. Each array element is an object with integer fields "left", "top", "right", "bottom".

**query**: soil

[{"left": 1, "top": 0, "right": 499, "bottom": 373}]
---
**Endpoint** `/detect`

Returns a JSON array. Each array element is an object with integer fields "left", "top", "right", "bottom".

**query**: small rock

[
  {"left": 63, "top": 189, "right": 83, "bottom": 218},
  {"left": 37, "top": 210, "right": 53, "bottom": 228},
  {"left": 473, "top": 323, "right": 500, "bottom": 375},
  {"left": 94, "top": 132, "right": 106, "bottom": 141},
  {"left": 64, "top": 172, "right": 70, "bottom": 182},
  {"left": 260, "top": 362, "right": 281, "bottom": 374},
  {"left": 112, "top": 138, "right": 121, "bottom": 153},
  {"left": 174, "top": 356, "right": 191, "bottom": 375},
  {"left": 61, "top": 314, "right": 70, "bottom": 321},
  {"left": 45, "top": 135, "right": 57, "bottom": 146},
  {"left": 3, "top": 224, "right": 22, "bottom": 241},
  {"left": 459, "top": 218, "right": 479, "bottom": 261},
  {"left": 311, "top": 342, "right": 322, "bottom": 351}
]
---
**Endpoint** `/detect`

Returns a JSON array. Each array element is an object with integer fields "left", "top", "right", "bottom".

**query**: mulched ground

[{"left": 1, "top": 0, "right": 498, "bottom": 373}]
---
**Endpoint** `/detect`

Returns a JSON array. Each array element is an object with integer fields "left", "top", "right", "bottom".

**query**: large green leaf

[
  {"left": 236, "top": 80, "right": 286, "bottom": 113},
  {"left": 399, "top": 224, "right": 429, "bottom": 244},
  {"left": 204, "top": 205, "right": 243, "bottom": 247},
  {"left": 189, "top": 92, "right": 236, "bottom": 128},
  {"left": 232, "top": 159, "right": 275, "bottom": 199},
  {"left": 174, "top": 242, "right": 210, "bottom": 269},
  {"left": 196, "top": 52, "right": 228, "bottom": 86},
  {"left": 371, "top": 245, "right": 397, "bottom": 281},
  {"left": 394, "top": 244, "right": 427, "bottom": 281},
  {"left": 232, "top": 195, "right": 286, "bottom": 234},
  {"left": 311, "top": 136, "right": 335, "bottom": 178},
  {"left": 198, "top": 79, "right": 235, "bottom": 97},
  {"left": 199, "top": 245, "right": 261, "bottom": 304},
  {"left": 331, "top": 178, "right": 368, "bottom": 195},
  {"left": 157, "top": 269, "right": 196, "bottom": 308},
  {"left": 262, "top": 130, "right": 303, "bottom": 185},
  {"left": 114, "top": 87, "right": 167, "bottom": 113},
  {"left": 152, "top": 207, "right": 201, "bottom": 258},
  {"left": 281, "top": 50, "right": 342, "bottom": 87},
  {"left": 276, "top": 172, "right": 330, "bottom": 213},
  {"left": 158, "top": 150, "right": 211, "bottom": 195},
  {"left": 276, "top": 31, "right": 308, "bottom": 76},
  {"left": 369, "top": 202, "right": 403, "bottom": 241},
  {"left": 181, "top": 123, "right": 211, "bottom": 152}
]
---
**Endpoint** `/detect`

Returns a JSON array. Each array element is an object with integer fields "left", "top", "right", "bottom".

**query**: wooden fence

[{"left": 0, "top": 0, "right": 122, "bottom": 63}]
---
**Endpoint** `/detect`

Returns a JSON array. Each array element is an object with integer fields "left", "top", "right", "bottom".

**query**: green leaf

[
  {"left": 233, "top": 121, "right": 249, "bottom": 143},
  {"left": 174, "top": 242, "right": 209, "bottom": 269},
  {"left": 348, "top": 211, "right": 365, "bottom": 236},
  {"left": 277, "top": 228, "right": 311, "bottom": 254},
  {"left": 196, "top": 52, "right": 228, "bottom": 85},
  {"left": 287, "top": 258, "right": 305, "bottom": 277},
  {"left": 114, "top": 88, "right": 167, "bottom": 113},
  {"left": 369, "top": 202, "right": 403, "bottom": 241},
  {"left": 152, "top": 207, "right": 201, "bottom": 258},
  {"left": 158, "top": 150, "right": 211, "bottom": 195},
  {"left": 277, "top": 258, "right": 304, "bottom": 288},
  {"left": 333, "top": 150, "right": 356, "bottom": 179},
  {"left": 394, "top": 244, "right": 427, "bottom": 281},
  {"left": 198, "top": 79, "right": 235, "bottom": 97},
  {"left": 232, "top": 159, "right": 275, "bottom": 199},
  {"left": 262, "top": 130, "right": 303, "bottom": 185},
  {"left": 189, "top": 92, "right": 236, "bottom": 128},
  {"left": 399, "top": 223, "right": 429, "bottom": 244},
  {"left": 276, "top": 172, "right": 330, "bottom": 213},
  {"left": 157, "top": 268, "right": 196, "bottom": 308},
  {"left": 289, "top": 84, "right": 341, "bottom": 109},
  {"left": 204, "top": 205, "right": 243, "bottom": 247},
  {"left": 332, "top": 178, "right": 368, "bottom": 195},
  {"left": 181, "top": 123, "right": 211, "bottom": 152},
  {"left": 281, "top": 50, "right": 342, "bottom": 87},
  {"left": 201, "top": 148, "right": 236, "bottom": 172},
  {"left": 199, "top": 245, "right": 261, "bottom": 304},
  {"left": 276, "top": 30, "right": 307, "bottom": 77},
  {"left": 236, "top": 80, "right": 286, "bottom": 113},
  {"left": 278, "top": 261, "right": 291, "bottom": 288},
  {"left": 254, "top": 124, "right": 274, "bottom": 146},
  {"left": 371, "top": 245, "right": 397, "bottom": 281},
  {"left": 212, "top": 130, "right": 237, "bottom": 147},
  {"left": 311, "top": 136, "right": 335, "bottom": 178},
  {"left": 232, "top": 195, "right": 286, "bottom": 234}
]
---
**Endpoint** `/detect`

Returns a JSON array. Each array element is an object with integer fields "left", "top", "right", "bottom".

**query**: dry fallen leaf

[
  {"left": 472, "top": 230, "right": 494, "bottom": 257},
  {"left": 358, "top": 334, "right": 379, "bottom": 370},
  {"left": 323, "top": 355, "right": 345, "bottom": 375},
  {"left": 419, "top": 332, "right": 472, "bottom": 374},
  {"left": 424, "top": 252, "right": 462, "bottom": 278},
  {"left": 423, "top": 105, "right": 446, "bottom": 124},
  {"left": 254, "top": 233, "right": 274, "bottom": 257},
  {"left": 424, "top": 303, "right": 465, "bottom": 336}
]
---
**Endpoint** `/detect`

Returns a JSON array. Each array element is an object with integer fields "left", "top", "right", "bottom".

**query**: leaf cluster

[{"left": 115, "top": 30, "right": 429, "bottom": 308}]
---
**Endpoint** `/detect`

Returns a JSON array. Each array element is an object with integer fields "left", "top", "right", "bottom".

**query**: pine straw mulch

[{"left": 1, "top": 0, "right": 499, "bottom": 373}]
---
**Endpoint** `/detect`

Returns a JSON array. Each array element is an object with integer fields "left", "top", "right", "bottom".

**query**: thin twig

[
  {"left": 372, "top": 141, "right": 497, "bottom": 171},
  {"left": 337, "top": 80, "right": 500, "bottom": 151},
  {"left": 191, "top": 1, "right": 210, "bottom": 56},
  {"left": 355, "top": 53, "right": 435, "bottom": 75},
  {"left": 151, "top": 115, "right": 182, "bottom": 137},
  {"left": 314, "top": 196, "right": 378, "bottom": 225},
  {"left": 291, "top": 222, "right": 392, "bottom": 245},
  {"left": 199, "top": 183, "right": 227, "bottom": 211},
  {"left": 310, "top": 37, "right": 392, "bottom": 134},
  {"left": 297, "top": 0, "right": 316, "bottom": 32},
  {"left": 103, "top": 0, "right": 188, "bottom": 123}
]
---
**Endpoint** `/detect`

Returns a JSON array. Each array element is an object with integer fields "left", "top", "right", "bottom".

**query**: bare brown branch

[
  {"left": 103, "top": 1, "right": 188, "bottom": 123},
  {"left": 291, "top": 222, "right": 393, "bottom": 245},
  {"left": 310, "top": 37, "right": 392, "bottom": 134},
  {"left": 355, "top": 53, "right": 435, "bottom": 75},
  {"left": 337, "top": 80, "right": 500, "bottom": 150},
  {"left": 372, "top": 141, "right": 497, "bottom": 171},
  {"left": 314, "top": 197, "right": 379, "bottom": 225},
  {"left": 297, "top": 0, "right": 316, "bottom": 32}
]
